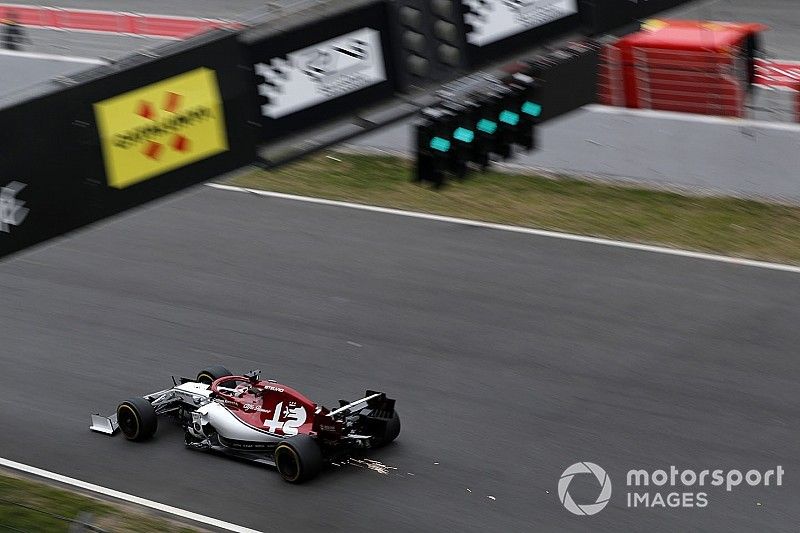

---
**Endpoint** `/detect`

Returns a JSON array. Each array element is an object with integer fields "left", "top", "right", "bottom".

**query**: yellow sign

[
  {"left": 641, "top": 19, "right": 668, "bottom": 32},
  {"left": 94, "top": 67, "right": 228, "bottom": 189}
]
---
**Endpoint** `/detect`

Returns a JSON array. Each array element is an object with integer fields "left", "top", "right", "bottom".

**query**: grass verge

[
  {"left": 226, "top": 152, "right": 800, "bottom": 265},
  {"left": 0, "top": 469, "right": 200, "bottom": 532}
]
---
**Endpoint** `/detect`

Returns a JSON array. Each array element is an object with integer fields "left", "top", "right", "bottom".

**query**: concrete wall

[{"left": 350, "top": 104, "right": 800, "bottom": 203}]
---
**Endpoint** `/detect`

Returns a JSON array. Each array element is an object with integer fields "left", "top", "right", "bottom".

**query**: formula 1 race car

[{"left": 90, "top": 366, "right": 400, "bottom": 483}]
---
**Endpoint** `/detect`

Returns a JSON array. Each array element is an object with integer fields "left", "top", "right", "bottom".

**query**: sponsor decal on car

[
  {"left": 242, "top": 403, "right": 272, "bottom": 414},
  {"left": 263, "top": 401, "right": 307, "bottom": 435},
  {"left": 93, "top": 67, "right": 228, "bottom": 189},
  {"left": 217, "top": 398, "right": 238, "bottom": 407}
]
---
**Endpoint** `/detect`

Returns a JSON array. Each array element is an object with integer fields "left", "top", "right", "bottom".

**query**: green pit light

[
  {"left": 522, "top": 101, "right": 542, "bottom": 117},
  {"left": 499, "top": 110, "right": 520, "bottom": 126},
  {"left": 476, "top": 119, "right": 497, "bottom": 134},
  {"left": 429, "top": 136, "right": 451, "bottom": 152},
  {"left": 453, "top": 127, "right": 475, "bottom": 143}
]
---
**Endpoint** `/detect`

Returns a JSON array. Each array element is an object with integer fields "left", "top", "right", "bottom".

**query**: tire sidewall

[
  {"left": 116, "top": 398, "right": 157, "bottom": 441},
  {"left": 196, "top": 365, "right": 233, "bottom": 386},
  {"left": 275, "top": 444, "right": 302, "bottom": 483},
  {"left": 197, "top": 372, "right": 217, "bottom": 385},
  {"left": 117, "top": 403, "right": 141, "bottom": 441},
  {"left": 274, "top": 435, "right": 322, "bottom": 483}
]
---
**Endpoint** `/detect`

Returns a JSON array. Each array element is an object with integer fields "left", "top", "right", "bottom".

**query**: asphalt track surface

[
  {"left": 0, "top": 53, "right": 93, "bottom": 98},
  {"left": 0, "top": 186, "right": 799, "bottom": 532}
]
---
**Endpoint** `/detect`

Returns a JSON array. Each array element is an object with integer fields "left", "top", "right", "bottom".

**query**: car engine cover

[{"left": 196, "top": 402, "right": 281, "bottom": 443}]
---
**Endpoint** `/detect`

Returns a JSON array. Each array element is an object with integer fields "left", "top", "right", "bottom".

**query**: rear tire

[
  {"left": 196, "top": 365, "right": 233, "bottom": 386},
  {"left": 373, "top": 411, "right": 400, "bottom": 447},
  {"left": 116, "top": 397, "right": 157, "bottom": 441},
  {"left": 274, "top": 435, "right": 323, "bottom": 483}
]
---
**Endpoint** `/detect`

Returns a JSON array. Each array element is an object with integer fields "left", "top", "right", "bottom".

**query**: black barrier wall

[
  {"left": 0, "top": 30, "right": 257, "bottom": 259},
  {"left": 0, "top": 85, "right": 89, "bottom": 258},
  {"left": 241, "top": 0, "right": 399, "bottom": 143},
  {"left": 534, "top": 42, "right": 601, "bottom": 123}
]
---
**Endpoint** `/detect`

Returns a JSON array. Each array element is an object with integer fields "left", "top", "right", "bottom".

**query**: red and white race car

[{"left": 90, "top": 366, "right": 400, "bottom": 483}]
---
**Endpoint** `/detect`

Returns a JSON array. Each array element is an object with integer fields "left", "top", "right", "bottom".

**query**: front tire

[
  {"left": 116, "top": 397, "right": 157, "bottom": 441},
  {"left": 196, "top": 365, "right": 233, "bottom": 386},
  {"left": 274, "top": 435, "right": 323, "bottom": 483}
]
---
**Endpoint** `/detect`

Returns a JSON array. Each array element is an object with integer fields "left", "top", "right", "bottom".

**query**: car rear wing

[{"left": 330, "top": 390, "right": 395, "bottom": 417}]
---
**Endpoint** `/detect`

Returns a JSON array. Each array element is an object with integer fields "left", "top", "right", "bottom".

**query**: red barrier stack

[
  {"left": 598, "top": 19, "right": 765, "bottom": 118},
  {"left": 0, "top": 3, "right": 239, "bottom": 39}
]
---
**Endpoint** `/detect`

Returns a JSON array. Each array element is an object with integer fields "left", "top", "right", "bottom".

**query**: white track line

[
  {"left": 207, "top": 183, "right": 800, "bottom": 275},
  {"left": 0, "top": 457, "right": 263, "bottom": 533},
  {"left": 585, "top": 104, "right": 800, "bottom": 132},
  {"left": 756, "top": 58, "right": 800, "bottom": 67},
  {"left": 0, "top": 48, "right": 109, "bottom": 64}
]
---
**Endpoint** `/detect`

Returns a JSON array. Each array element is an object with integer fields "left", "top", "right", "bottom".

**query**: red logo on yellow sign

[
  {"left": 94, "top": 68, "right": 228, "bottom": 189},
  {"left": 134, "top": 92, "right": 193, "bottom": 160}
]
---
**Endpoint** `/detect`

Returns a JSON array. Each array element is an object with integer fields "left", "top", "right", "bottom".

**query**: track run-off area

[{"left": 0, "top": 185, "right": 798, "bottom": 532}]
